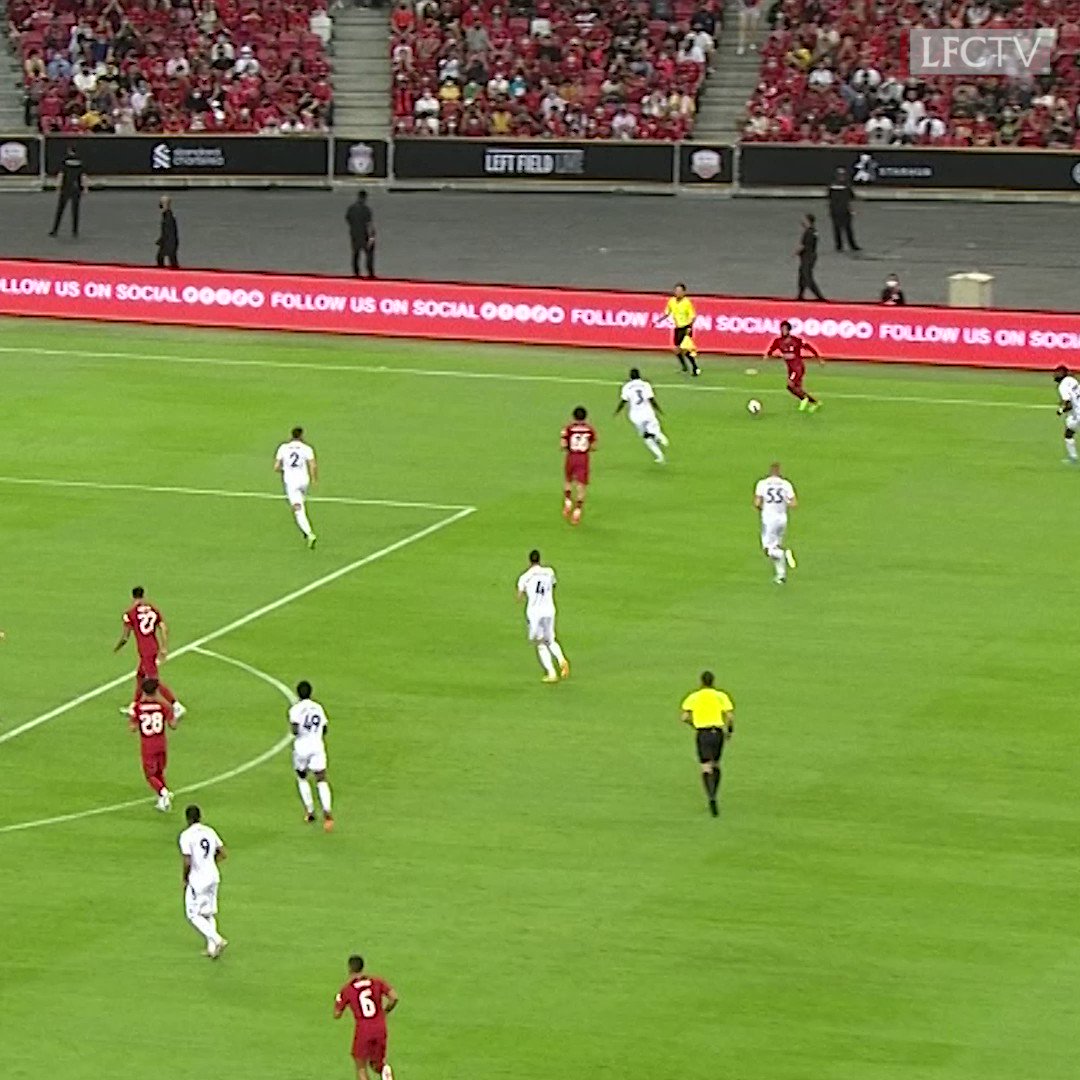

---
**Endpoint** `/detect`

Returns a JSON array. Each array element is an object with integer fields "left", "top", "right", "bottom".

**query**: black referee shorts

[
  {"left": 695, "top": 726, "right": 725, "bottom": 765},
  {"left": 673, "top": 325, "right": 692, "bottom": 349}
]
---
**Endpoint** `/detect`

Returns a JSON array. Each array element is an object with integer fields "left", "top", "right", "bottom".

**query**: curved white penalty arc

[{"left": 0, "top": 648, "right": 294, "bottom": 837}]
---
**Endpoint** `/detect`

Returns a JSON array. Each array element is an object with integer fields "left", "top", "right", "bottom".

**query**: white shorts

[
  {"left": 284, "top": 479, "right": 309, "bottom": 505},
  {"left": 632, "top": 416, "right": 661, "bottom": 439},
  {"left": 186, "top": 880, "right": 219, "bottom": 919},
  {"left": 1066, "top": 411, "right": 1080, "bottom": 433},
  {"left": 761, "top": 517, "right": 787, "bottom": 551},
  {"left": 527, "top": 613, "right": 556, "bottom": 643},
  {"left": 293, "top": 747, "right": 328, "bottom": 774}
]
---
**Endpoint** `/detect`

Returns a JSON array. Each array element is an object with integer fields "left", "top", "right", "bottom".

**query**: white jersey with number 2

[
  {"left": 276, "top": 439, "right": 315, "bottom": 490},
  {"left": 755, "top": 476, "right": 796, "bottom": 521}
]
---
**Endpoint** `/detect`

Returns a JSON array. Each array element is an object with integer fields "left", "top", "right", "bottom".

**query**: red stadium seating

[
  {"left": 8, "top": 0, "right": 333, "bottom": 134},
  {"left": 742, "top": 0, "right": 1080, "bottom": 148},
  {"left": 389, "top": 0, "right": 722, "bottom": 140}
]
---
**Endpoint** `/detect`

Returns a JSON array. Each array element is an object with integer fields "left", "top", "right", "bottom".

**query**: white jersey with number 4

[
  {"left": 289, "top": 698, "right": 329, "bottom": 773},
  {"left": 1059, "top": 376, "right": 1080, "bottom": 425},
  {"left": 276, "top": 439, "right": 315, "bottom": 495},
  {"left": 179, "top": 822, "right": 224, "bottom": 890},
  {"left": 517, "top": 565, "right": 557, "bottom": 640},
  {"left": 621, "top": 378, "right": 660, "bottom": 435}
]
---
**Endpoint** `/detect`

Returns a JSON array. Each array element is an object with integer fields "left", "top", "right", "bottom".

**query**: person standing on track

[
  {"left": 48, "top": 144, "right": 87, "bottom": 238},
  {"left": 795, "top": 214, "right": 827, "bottom": 302},
  {"left": 827, "top": 168, "right": 860, "bottom": 253},
  {"left": 346, "top": 190, "right": 376, "bottom": 278},
  {"left": 156, "top": 196, "right": 180, "bottom": 268}
]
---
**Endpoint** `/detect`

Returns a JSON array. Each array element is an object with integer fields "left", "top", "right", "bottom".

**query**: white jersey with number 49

[
  {"left": 289, "top": 699, "right": 329, "bottom": 754},
  {"left": 276, "top": 440, "right": 315, "bottom": 488},
  {"left": 1059, "top": 375, "right": 1080, "bottom": 421},
  {"left": 755, "top": 476, "right": 796, "bottom": 520},
  {"left": 621, "top": 379, "right": 657, "bottom": 424},
  {"left": 178, "top": 822, "right": 224, "bottom": 889},
  {"left": 517, "top": 565, "right": 556, "bottom": 619}
]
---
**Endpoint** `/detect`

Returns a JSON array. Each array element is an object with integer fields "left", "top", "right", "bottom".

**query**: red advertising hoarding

[{"left": 1, "top": 258, "right": 1077, "bottom": 369}]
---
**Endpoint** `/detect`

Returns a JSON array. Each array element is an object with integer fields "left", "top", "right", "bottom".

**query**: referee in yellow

[
  {"left": 680, "top": 670, "right": 734, "bottom": 817},
  {"left": 662, "top": 283, "right": 700, "bottom": 377}
]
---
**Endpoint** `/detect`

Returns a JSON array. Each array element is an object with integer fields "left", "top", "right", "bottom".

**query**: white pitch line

[
  {"left": 0, "top": 647, "right": 293, "bottom": 836},
  {"left": 0, "top": 505, "right": 475, "bottom": 747},
  {"left": 0, "top": 475, "right": 471, "bottom": 513},
  {"left": 0, "top": 344, "right": 1053, "bottom": 411}
]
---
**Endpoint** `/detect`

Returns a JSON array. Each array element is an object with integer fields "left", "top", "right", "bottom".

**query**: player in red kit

[
  {"left": 334, "top": 954, "right": 399, "bottom": 1080},
  {"left": 561, "top": 405, "right": 597, "bottom": 525},
  {"left": 131, "top": 677, "right": 178, "bottom": 812},
  {"left": 765, "top": 321, "right": 825, "bottom": 412},
  {"left": 114, "top": 587, "right": 186, "bottom": 719}
]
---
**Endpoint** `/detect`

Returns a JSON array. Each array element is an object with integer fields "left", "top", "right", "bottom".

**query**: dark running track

[{"left": 0, "top": 188, "right": 1077, "bottom": 312}]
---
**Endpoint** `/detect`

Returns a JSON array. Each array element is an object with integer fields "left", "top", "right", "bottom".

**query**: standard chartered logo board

[
  {"left": 483, "top": 147, "right": 585, "bottom": 176},
  {"left": 151, "top": 142, "right": 227, "bottom": 171}
]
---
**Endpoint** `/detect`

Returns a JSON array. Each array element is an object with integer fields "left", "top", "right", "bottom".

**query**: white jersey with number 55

[
  {"left": 517, "top": 565, "right": 557, "bottom": 619},
  {"left": 275, "top": 439, "right": 316, "bottom": 489},
  {"left": 755, "top": 475, "right": 796, "bottom": 520}
]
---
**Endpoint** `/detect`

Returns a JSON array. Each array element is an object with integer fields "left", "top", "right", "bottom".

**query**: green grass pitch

[{"left": 0, "top": 317, "right": 1077, "bottom": 1080}]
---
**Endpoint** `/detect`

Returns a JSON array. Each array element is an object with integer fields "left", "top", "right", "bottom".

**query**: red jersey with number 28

[
  {"left": 767, "top": 334, "right": 819, "bottom": 369},
  {"left": 132, "top": 696, "right": 174, "bottom": 754},
  {"left": 336, "top": 976, "right": 394, "bottom": 1040},
  {"left": 561, "top": 422, "right": 597, "bottom": 462},
  {"left": 124, "top": 603, "right": 164, "bottom": 659}
]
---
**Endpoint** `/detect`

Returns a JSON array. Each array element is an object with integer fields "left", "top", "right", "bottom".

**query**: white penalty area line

[
  {"left": 0, "top": 475, "right": 471, "bottom": 513},
  {"left": 0, "top": 647, "right": 293, "bottom": 836},
  {"left": 0, "top": 344, "right": 1053, "bottom": 412},
  {"left": 0, "top": 504, "right": 475, "bottom": 748}
]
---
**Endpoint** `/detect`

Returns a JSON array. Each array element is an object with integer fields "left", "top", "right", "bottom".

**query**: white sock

[
  {"left": 189, "top": 913, "right": 218, "bottom": 948},
  {"left": 206, "top": 915, "right": 220, "bottom": 941},
  {"left": 536, "top": 643, "right": 556, "bottom": 677},
  {"left": 548, "top": 640, "right": 566, "bottom": 666},
  {"left": 297, "top": 778, "right": 315, "bottom": 814},
  {"left": 317, "top": 780, "right": 332, "bottom": 814},
  {"left": 1067, "top": 437, "right": 1077, "bottom": 461},
  {"left": 771, "top": 555, "right": 786, "bottom": 579},
  {"left": 382, "top": 1066, "right": 394, "bottom": 1080},
  {"left": 294, "top": 505, "right": 313, "bottom": 537},
  {"left": 656, "top": 429, "right": 669, "bottom": 447},
  {"left": 645, "top": 438, "right": 664, "bottom": 462}
]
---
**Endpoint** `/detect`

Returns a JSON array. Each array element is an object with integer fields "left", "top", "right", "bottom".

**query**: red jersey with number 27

[
  {"left": 132, "top": 696, "right": 174, "bottom": 754},
  {"left": 124, "top": 603, "right": 164, "bottom": 658},
  {"left": 767, "top": 334, "right": 819, "bottom": 369},
  {"left": 336, "top": 976, "right": 394, "bottom": 1040},
  {"left": 561, "top": 422, "right": 597, "bottom": 461}
]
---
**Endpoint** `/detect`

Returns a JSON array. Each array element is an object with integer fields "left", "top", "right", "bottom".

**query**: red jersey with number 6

[
  {"left": 337, "top": 975, "right": 394, "bottom": 1046},
  {"left": 767, "top": 334, "right": 819, "bottom": 372},
  {"left": 561, "top": 421, "right": 597, "bottom": 484},
  {"left": 124, "top": 603, "right": 164, "bottom": 660},
  {"left": 132, "top": 696, "right": 174, "bottom": 755}
]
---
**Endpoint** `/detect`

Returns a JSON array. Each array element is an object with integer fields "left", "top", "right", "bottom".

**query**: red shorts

[
  {"left": 137, "top": 652, "right": 159, "bottom": 680},
  {"left": 352, "top": 1032, "right": 387, "bottom": 1070},
  {"left": 141, "top": 747, "right": 167, "bottom": 781},
  {"left": 785, "top": 361, "right": 805, "bottom": 388},
  {"left": 564, "top": 455, "right": 590, "bottom": 485}
]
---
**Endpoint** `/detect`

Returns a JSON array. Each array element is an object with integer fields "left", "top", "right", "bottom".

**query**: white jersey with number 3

[
  {"left": 276, "top": 440, "right": 315, "bottom": 488},
  {"left": 1059, "top": 376, "right": 1080, "bottom": 424},
  {"left": 755, "top": 476, "right": 796, "bottom": 521},
  {"left": 179, "top": 822, "right": 224, "bottom": 890},
  {"left": 621, "top": 379, "right": 657, "bottom": 425}
]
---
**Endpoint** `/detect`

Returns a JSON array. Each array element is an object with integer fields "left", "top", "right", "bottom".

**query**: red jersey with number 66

[
  {"left": 132, "top": 696, "right": 174, "bottom": 755},
  {"left": 561, "top": 421, "right": 597, "bottom": 484},
  {"left": 124, "top": 602, "right": 164, "bottom": 659},
  {"left": 336, "top": 976, "right": 394, "bottom": 1041}
]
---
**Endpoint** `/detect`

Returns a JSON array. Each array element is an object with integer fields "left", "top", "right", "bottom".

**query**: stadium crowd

[
  {"left": 389, "top": 0, "right": 722, "bottom": 139},
  {"left": 743, "top": 0, "right": 1080, "bottom": 148},
  {"left": 8, "top": 0, "right": 334, "bottom": 134}
]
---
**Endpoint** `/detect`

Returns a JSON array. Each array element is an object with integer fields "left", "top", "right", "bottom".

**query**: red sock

[{"left": 146, "top": 772, "right": 165, "bottom": 795}]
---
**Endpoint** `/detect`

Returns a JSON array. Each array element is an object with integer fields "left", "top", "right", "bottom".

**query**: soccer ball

[{"left": 747, "top": 399, "right": 763, "bottom": 415}]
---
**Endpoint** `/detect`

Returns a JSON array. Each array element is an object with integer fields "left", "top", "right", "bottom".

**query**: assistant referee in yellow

[
  {"left": 680, "top": 671, "right": 734, "bottom": 817},
  {"left": 662, "top": 282, "right": 700, "bottom": 377}
]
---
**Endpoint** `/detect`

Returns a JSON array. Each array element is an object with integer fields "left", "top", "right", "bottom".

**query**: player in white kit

[
  {"left": 516, "top": 549, "right": 570, "bottom": 683},
  {"left": 178, "top": 804, "right": 228, "bottom": 958},
  {"left": 289, "top": 680, "right": 334, "bottom": 831},
  {"left": 273, "top": 425, "right": 318, "bottom": 548},
  {"left": 753, "top": 462, "right": 798, "bottom": 584},
  {"left": 1053, "top": 366, "right": 1080, "bottom": 464},
  {"left": 615, "top": 367, "right": 669, "bottom": 463}
]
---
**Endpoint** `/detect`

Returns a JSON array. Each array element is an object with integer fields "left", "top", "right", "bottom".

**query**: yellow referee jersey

[
  {"left": 681, "top": 687, "right": 734, "bottom": 729},
  {"left": 665, "top": 296, "right": 696, "bottom": 329}
]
